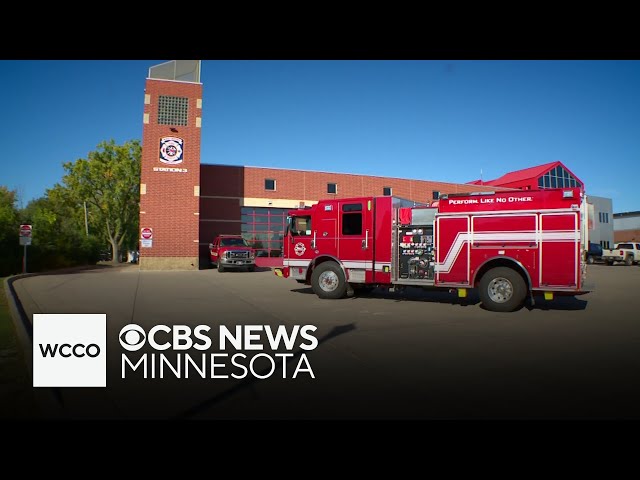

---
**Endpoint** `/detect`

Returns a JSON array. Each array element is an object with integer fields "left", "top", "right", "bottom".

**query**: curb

[
  {"left": 2, "top": 265, "right": 124, "bottom": 419},
  {"left": 4, "top": 274, "right": 37, "bottom": 374},
  {"left": 5, "top": 274, "right": 68, "bottom": 418}
]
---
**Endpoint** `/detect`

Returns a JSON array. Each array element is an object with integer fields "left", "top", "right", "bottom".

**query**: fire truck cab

[{"left": 275, "top": 188, "right": 590, "bottom": 312}]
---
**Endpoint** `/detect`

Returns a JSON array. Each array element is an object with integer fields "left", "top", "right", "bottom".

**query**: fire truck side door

[
  {"left": 287, "top": 215, "right": 314, "bottom": 265},
  {"left": 338, "top": 200, "right": 374, "bottom": 275}
]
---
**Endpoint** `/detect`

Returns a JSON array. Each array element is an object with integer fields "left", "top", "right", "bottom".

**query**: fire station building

[
  {"left": 198, "top": 164, "right": 505, "bottom": 267},
  {"left": 138, "top": 61, "right": 610, "bottom": 270}
]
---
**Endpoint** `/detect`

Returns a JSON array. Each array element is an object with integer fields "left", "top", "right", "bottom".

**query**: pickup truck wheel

[
  {"left": 479, "top": 267, "right": 526, "bottom": 312},
  {"left": 625, "top": 255, "right": 633, "bottom": 266},
  {"left": 311, "top": 262, "right": 347, "bottom": 299},
  {"left": 218, "top": 262, "right": 225, "bottom": 273},
  {"left": 606, "top": 259, "right": 614, "bottom": 266},
  {"left": 247, "top": 266, "right": 255, "bottom": 272},
  {"left": 587, "top": 256, "right": 594, "bottom": 265}
]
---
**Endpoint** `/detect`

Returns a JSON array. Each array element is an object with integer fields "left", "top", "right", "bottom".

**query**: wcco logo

[
  {"left": 33, "top": 314, "right": 107, "bottom": 387},
  {"left": 39, "top": 343, "right": 101, "bottom": 358}
]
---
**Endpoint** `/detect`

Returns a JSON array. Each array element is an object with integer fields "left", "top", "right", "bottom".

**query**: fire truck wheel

[
  {"left": 311, "top": 262, "right": 347, "bottom": 299},
  {"left": 479, "top": 267, "right": 526, "bottom": 312}
]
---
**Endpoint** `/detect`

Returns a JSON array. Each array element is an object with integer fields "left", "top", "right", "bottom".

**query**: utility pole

[{"left": 84, "top": 201, "right": 89, "bottom": 236}]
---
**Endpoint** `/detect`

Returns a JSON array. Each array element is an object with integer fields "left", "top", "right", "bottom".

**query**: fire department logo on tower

[{"left": 159, "top": 137, "right": 184, "bottom": 164}]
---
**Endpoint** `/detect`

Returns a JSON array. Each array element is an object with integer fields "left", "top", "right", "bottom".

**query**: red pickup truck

[{"left": 209, "top": 235, "right": 256, "bottom": 272}]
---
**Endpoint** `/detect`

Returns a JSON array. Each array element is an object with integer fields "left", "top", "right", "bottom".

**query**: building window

[
  {"left": 538, "top": 165, "right": 581, "bottom": 190},
  {"left": 157, "top": 95, "right": 189, "bottom": 126},
  {"left": 328, "top": 183, "right": 337, "bottom": 194},
  {"left": 383, "top": 187, "right": 392, "bottom": 196},
  {"left": 605, "top": 213, "right": 609, "bottom": 223},
  {"left": 240, "top": 207, "right": 287, "bottom": 258},
  {"left": 599, "top": 212, "right": 602, "bottom": 222},
  {"left": 432, "top": 191, "right": 440, "bottom": 200},
  {"left": 265, "top": 179, "right": 276, "bottom": 191}
]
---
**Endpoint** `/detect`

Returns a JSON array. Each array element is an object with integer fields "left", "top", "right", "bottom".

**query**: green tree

[
  {"left": 60, "top": 139, "right": 141, "bottom": 264},
  {"left": 0, "top": 186, "right": 20, "bottom": 275},
  {"left": 20, "top": 193, "right": 102, "bottom": 271}
]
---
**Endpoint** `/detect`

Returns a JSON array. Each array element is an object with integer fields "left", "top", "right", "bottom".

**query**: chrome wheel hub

[
  {"left": 318, "top": 271, "right": 339, "bottom": 292},
  {"left": 488, "top": 277, "right": 513, "bottom": 303}
]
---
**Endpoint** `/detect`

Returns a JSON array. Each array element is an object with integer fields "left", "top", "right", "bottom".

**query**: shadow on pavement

[
  {"left": 25, "top": 264, "right": 131, "bottom": 277},
  {"left": 524, "top": 295, "right": 588, "bottom": 311},
  {"left": 292, "top": 284, "right": 589, "bottom": 311},
  {"left": 291, "top": 287, "right": 314, "bottom": 294}
]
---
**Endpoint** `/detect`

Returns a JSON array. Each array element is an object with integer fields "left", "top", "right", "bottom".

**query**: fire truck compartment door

[
  {"left": 435, "top": 216, "right": 470, "bottom": 285},
  {"left": 539, "top": 212, "right": 579, "bottom": 287}
]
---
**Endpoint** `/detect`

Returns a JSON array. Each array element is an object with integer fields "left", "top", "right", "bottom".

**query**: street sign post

[{"left": 19, "top": 224, "right": 32, "bottom": 273}]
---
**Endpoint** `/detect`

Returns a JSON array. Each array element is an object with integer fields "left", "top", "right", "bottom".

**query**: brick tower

[{"left": 139, "top": 60, "right": 202, "bottom": 270}]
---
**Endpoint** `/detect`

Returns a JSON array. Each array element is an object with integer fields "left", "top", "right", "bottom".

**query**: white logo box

[{"left": 33, "top": 314, "right": 107, "bottom": 387}]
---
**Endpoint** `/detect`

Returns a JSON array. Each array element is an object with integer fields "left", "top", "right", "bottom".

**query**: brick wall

[
  {"left": 614, "top": 230, "right": 640, "bottom": 243},
  {"left": 241, "top": 166, "right": 504, "bottom": 203},
  {"left": 139, "top": 79, "right": 202, "bottom": 269}
]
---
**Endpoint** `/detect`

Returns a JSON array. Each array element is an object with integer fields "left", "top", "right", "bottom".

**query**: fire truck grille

[{"left": 227, "top": 251, "right": 250, "bottom": 259}]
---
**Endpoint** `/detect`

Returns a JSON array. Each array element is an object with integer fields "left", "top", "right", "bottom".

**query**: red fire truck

[{"left": 274, "top": 187, "right": 590, "bottom": 312}]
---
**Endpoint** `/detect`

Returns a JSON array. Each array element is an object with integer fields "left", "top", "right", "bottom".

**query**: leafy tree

[
  {"left": 20, "top": 193, "right": 102, "bottom": 271},
  {"left": 0, "top": 186, "right": 18, "bottom": 242},
  {"left": 0, "top": 186, "right": 20, "bottom": 275},
  {"left": 59, "top": 139, "right": 141, "bottom": 264}
]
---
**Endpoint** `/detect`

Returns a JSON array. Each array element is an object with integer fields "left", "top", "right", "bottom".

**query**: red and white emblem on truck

[{"left": 294, "top": 242, "right": 306, "bottom": 256}]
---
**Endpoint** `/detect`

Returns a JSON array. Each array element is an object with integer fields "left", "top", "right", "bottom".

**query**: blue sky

[{"left": 2, "top": 60, "right": 639, "bottom": 212}]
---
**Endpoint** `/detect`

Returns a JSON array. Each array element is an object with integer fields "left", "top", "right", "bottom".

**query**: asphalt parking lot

[{"left": 10, "top": 262, "right": 640, "bottom": 419}]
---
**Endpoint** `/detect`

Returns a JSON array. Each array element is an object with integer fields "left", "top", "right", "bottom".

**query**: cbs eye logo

[{"left": 119, "top": 324, "right": 146, "bottom": 351}]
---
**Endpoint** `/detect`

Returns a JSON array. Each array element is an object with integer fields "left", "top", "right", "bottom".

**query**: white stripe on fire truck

[
  {"left": 284, "top": 260, "right": 310, "bottom": 267},
  {"left": 435, "top": 230, "right": 579, "bottom": 273},
  {"left": 283, "top": 260, "right": 391, "bottom": 271}
]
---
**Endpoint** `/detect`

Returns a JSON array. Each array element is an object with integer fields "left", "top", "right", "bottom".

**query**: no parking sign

[
  {"left": 19, "top": 224, "right": 32, "bottom": 246},
  {"left": 141, "top": 227, "right": 153, "bottom": 247}
]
